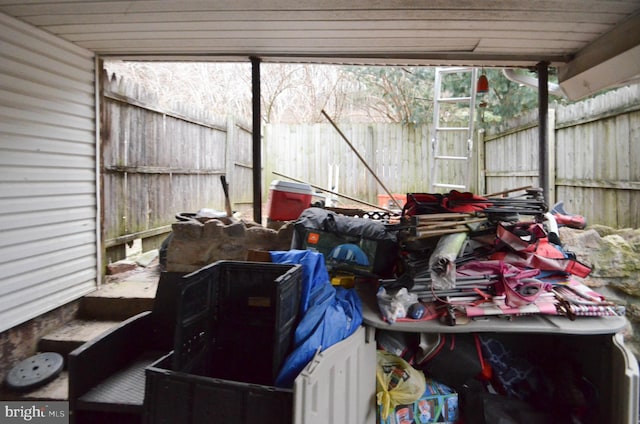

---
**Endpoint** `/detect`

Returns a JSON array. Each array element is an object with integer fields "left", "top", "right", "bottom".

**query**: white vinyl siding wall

[{"left": 0, "top": 12, "right": 97, "bottom": 332}]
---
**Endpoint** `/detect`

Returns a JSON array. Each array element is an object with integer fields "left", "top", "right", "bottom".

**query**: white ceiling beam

[{"left": 559, "top": 12, "right": 640, "bottom": 99}]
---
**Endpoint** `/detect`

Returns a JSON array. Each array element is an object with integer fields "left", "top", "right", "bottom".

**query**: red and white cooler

[{"left": 266, "top": 180, "right": 313, "bottom": 221}]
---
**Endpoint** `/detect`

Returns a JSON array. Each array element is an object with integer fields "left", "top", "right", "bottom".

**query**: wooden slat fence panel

[
  {"left": 486, "top": 84, "right": 640, "bottom": 228},
  {"left": 101, "top": 72, "right": 251, "bottom": 261},
  {"left": 484, "top": 117, "right": 540, "bottom": 197},
  {"left": 263, "top": 123, "right": 433, "bottom": 208},
  {"left": 554, "top": 86, "right": 640, "bottom": 228},
  {"left": 227, "top": 120, "right": 254, "bottom": 210}
]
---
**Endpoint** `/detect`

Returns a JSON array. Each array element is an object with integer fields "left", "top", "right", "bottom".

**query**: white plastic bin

[{"left": 357, "top": 283, "right": 640, "bottom": 424}]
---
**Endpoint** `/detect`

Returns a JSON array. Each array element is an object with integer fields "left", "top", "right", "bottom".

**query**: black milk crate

[
  {"left": 144, "top": 352, "right": 293, "bottom": 424},
  {"left": 174, "top": 260, "right": 303, "bottom": 386},
  {"left": 172, "top": 268, "right": 215, "bottom": 374}
]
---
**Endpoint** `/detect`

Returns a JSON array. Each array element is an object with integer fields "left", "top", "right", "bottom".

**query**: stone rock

[
  {"left": 559, "top": 225, "right": 640, "bottom": 359},
  {"left": 276, "top": 222, "right": 295, "bottom": 248},
  {"left": 266, "top": 219, "right": 288, "bottom": 231},
  {"left": 594, "top": 235, "right": 640, "bottom": 290},
  {"left": 166, "top": 218, "right": 246, "bottom": 273},
  {"left": 245, "top": 222, "right": 294, "bottom": 252},
  {"left": 241, "top": 218, "right": 264, "bottom": 229},
  {"left": 627, "top": 303, "right": 640, "bottom": 323},
  {"left": 106, "top": 260, "right": 138, "bottom": 275},
  {"left": 165, "top": 217, "right": 295, "bottom": 273},
  {"left": 560, "top": 227, "right": 640, "bottom": 292},
  {"left": 557, "top": 227, "right": 602, "bottom": 267},
  {"left": 135, "top": 249, "right": 158, "bottom": 268},
  {"left": 589, "top": 223, "right": 618, "bottom": 237},
  {"left": 245, "top": 226, "right": 278, "bottom": 251},
  {"left": 173, "top": 219, "right": 204, "bottom": 238}
]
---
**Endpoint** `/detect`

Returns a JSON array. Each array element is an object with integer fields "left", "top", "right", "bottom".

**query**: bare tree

[{"left": 104, "top": 61, "right": 436, "bottom": 124}]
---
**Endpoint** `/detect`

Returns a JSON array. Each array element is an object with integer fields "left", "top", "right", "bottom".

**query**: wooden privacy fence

[
  {"left": 101, "top": 70, "right": 640, "bottom": 269},
  {"left": 483, "top": 84, "right": 640, "bottom": 229},
  {"left": 264, "top": 85, "right": 640, "bottom": 228},
  {"left": 263, "top": 123, "right": 434, "bottom": 207},
  {"left": 101, "top": 71, "right": 253, "bottom": 264},
  {"left": 263, "top": 121, "right": 489, "bottom": 209}
]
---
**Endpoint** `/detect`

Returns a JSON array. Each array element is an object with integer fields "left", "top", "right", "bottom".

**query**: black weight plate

[{"left": 5, "top": 352, "right": 64, "bottom": 392}]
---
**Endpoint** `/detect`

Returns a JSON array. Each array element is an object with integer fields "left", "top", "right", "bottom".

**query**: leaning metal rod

[
  {"left": 272, "top": 171, "right": 397, "bottom": 214},
  {"left": 379, "top": 275, "right": 497, "bottom": 287},
  {"left": 483, "top": 185, "right": 533, "bottom": 197},
  {"left": 321, "top": 109, "right": 403, "bottom": 211}
]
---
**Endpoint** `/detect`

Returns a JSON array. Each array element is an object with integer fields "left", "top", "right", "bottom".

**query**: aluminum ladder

[{"left": 430, "top": 67, "right": 480, "bottom": 192}]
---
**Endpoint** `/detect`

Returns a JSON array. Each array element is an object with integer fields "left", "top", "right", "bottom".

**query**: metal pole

[
  {"left": 537, "top": 61, "right": 550, "bottom": 204},
  {"left": 321, "top": 109, "right": 403, "bottom": 211},
  {"left": 251, "top": 57, "right": 262, "bottom": 224}
]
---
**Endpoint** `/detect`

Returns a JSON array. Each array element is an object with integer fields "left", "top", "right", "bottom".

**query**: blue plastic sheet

[{"left": 270, "top": 250, "right": 363, "bottom": 388}]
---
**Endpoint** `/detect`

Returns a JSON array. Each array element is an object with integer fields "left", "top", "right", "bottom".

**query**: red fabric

[
  {"left": 496, "top": 222, "right": 548, "bottom": 253},
  {"left": 403, "top": 193, "right": 445, "bottom": 216},
  {"left": 443, "top": 190, "right": 491, "bottom": 213},
  {"left": 404, "top": 190, "right": 491, "bottom": 215},
  {"left": 493, "top": 222, "right": 591, "bottom": 277}
]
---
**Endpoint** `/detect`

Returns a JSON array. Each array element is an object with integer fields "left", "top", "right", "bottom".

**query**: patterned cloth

[{"left": 478, "top": 336, "right": 542, "bottom": 401}]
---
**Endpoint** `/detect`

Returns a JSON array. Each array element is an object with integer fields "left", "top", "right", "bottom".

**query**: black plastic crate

[
  {"left": 174, "top": 261, "right": 303, "bottom": 386},
  {"left": 212, "top": 318, "right": 297, "bottom": 385},
  {"left": 144, "top": 354, "right": 293, "bottom": 424},
  {"left": 145, "top": 351, "right": 294, "bottom": 424},
  {"left": 172, "top": 268, "right": 216, "bottom": 373},
  {"left": 215, "top": 261, "right": 301, "bottom": 385}
]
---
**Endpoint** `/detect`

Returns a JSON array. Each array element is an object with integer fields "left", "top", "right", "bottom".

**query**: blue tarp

[{"left": 270, "top": 250, "right": 363, "bottom": 388}]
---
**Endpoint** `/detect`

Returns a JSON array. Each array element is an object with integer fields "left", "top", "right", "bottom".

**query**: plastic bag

[
  {"left": 376, "top": 287, "right": 418, "bottom": 324},
  {"left": 376, "top": 350, "right": 427, "bottom": 420}
]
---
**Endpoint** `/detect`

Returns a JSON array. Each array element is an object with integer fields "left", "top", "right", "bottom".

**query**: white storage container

[
  {"left": 356, "top": 283, "right": 640, "bottom": 424},
  {"left": 144, "top": 325, "right": 378, "bottom": 424},
  {"left": 142, "top": 281, "right": 639, "bottom": 424}
]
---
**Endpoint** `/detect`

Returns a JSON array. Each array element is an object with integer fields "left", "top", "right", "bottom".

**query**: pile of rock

[
  {"left": 559, "top": 225, "right": 640, "bottom": 359},
  {"left": 164, "top": 216, "right": 295, "bottom": 273}
]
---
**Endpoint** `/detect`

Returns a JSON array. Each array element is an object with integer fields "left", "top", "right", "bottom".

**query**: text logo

[{"left": 0, "top": 402, "right": 68, "bottom": 423}]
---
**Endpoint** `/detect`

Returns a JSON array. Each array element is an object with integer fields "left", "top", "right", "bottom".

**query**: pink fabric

[{"left": 457, "top": 260, "right": 551, "bottom": 307}]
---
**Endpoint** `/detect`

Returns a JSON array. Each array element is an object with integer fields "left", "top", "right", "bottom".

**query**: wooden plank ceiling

[{"left": 1, "top": 0, "right": 640, "bottom": 98}]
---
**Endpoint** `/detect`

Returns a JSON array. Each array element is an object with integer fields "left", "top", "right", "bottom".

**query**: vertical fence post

[
  {"left": 476, "top": 128, "right": 486, "bottom": 195},
  {"left": 547, "top": 108, "right": 556, "bottom": 206},
  {"left": 226, "top": 115, "right": 236, "bottom": 210}
]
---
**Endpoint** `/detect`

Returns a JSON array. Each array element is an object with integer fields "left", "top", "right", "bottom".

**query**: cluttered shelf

[
  {"left": 343, "top": 189, "right": 631, "bottom": 337},
  {"left": 356, "top": 280, "right": 629, "bottom": 335}
]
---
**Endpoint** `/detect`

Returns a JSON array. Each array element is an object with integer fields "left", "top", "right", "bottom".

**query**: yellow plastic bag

[{"left": 376, "top": 350, "right": 427, "bottom": 420}]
